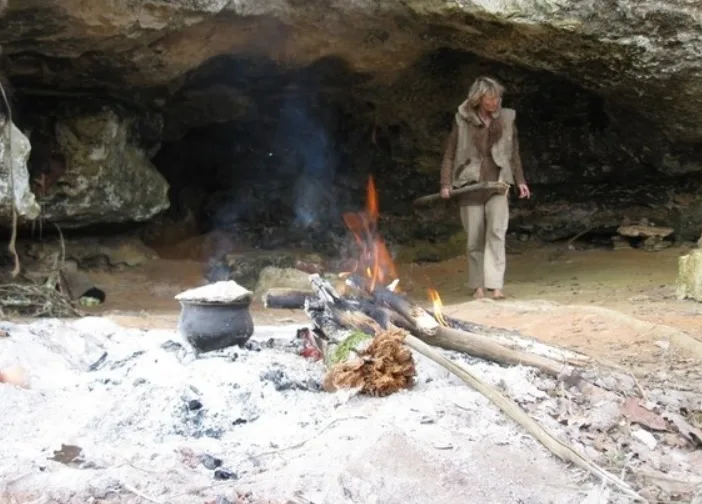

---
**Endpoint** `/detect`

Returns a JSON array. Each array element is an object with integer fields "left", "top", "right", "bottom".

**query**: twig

[
  {"left": 567, "top": 226, "right": 595, "bottom": 246},
  {"left": 254, "top": 415, "right": 368, "bottom": 458},
  {"left": 629, "top": 372, "right": 649, "bottom": 402},
  {"left": 637, "top": 468, "right": 702, "bottom": 486},
  {"left": 402, "top": 333, "right": 647, "bottom": 503},
  {"left": 0, "top": 283, "right": 81, "bottom": 318},
  {"left": 55, "top": 223, "right": 66, "bottom": 267},
  {"left": 120, "top": 482, "right": 166, "bottom": 504}
]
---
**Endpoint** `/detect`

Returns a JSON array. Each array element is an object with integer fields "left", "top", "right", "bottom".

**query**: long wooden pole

[
  {"left": 403, "top": 333, "right": 645, "bottom": 502},
  {"left": 369, "top": 279, "right": 574, "bottom": 377}
]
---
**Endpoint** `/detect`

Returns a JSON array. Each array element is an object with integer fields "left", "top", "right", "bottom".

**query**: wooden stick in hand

[{"left": 413, "top": 181, "right": 509, "bottom": 206}]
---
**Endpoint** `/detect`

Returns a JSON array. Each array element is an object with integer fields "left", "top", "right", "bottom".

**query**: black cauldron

[{"left": 177, "top": 300, "right": 254, "bottom": 354}]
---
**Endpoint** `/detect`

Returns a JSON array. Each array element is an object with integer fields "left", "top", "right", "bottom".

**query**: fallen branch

[
  {"left": 424, "top": 325, "right": 571, "bottom": 377},
  {"left": 120, "top": 482, "right": 165, "bottom": 504},
  {"left": 254, "top": 415, "right": 368, "bottom": 459},
  {"left": 413, "top": 181, "right": 509, "bottom": 206},
  {"left": 364, "top": 278, "right": 575, "bottom": 377}
]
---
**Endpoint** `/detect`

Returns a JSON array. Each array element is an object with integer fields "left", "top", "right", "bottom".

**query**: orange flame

[
  {"left": 427, "top": 288, "right": 448, "bottom": 327},
  {"left": 342, "top": 176, "right": 399, "bottom": 292}
]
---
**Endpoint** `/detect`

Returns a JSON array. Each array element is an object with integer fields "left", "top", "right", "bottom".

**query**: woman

[{"left": 439, "top": 76, "right": 531, "bottom": 300}]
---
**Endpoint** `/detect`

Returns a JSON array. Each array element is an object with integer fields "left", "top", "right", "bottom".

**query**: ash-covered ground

[{"left": 0, "top": 315, "right": 700, "bottom": 504}]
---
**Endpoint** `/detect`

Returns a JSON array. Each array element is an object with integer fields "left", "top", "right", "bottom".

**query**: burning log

[
  {"left": 412, "top": 181, "right": 509, "bottom": 206},
  {"left": 262, "top": 288, "right": 314, "bottom": 309},
  {"left": 344, "top": 274, "right": 575, "bottom": 377}
]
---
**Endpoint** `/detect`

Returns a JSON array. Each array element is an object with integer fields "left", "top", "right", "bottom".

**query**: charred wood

[{"left": 262, "top": 288, "right": 314, "bottom": 309}]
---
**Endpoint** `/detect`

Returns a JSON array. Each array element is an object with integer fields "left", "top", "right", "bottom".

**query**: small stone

[
  {"left": 260, "top": 368, "right": 307, "bottom": 391},
  {"left": 133, "top": 378, "right": 146, "bottom": 386},
  {"left": 232, "top": 418, "right": 248, "bottom": 426},
  {"left": 214, "top": 468, "right": 237, "bottom": 480},
  {"left": 200, "top": 454, "right": 222, "bottom": 470},
  {"left": 188, "top": 399, "right": 203, "bottom": 411},
  {"left": 643, "top": 235, "right": 671, "bottom": 252},
  {"left": 611, "top": 236, "right": 633, "bottom": 250},
  {"left": 161, "top": 340, "right": 183, "bottom": 352},
  {"left": 654, "top": 340, "right": 670, "bottom": 350},
  {"left": 245, "top": 341, "right": 262, "bottom": 352},
  {"left": 632, "top": 428, "right": 658, "bottom": 450}
]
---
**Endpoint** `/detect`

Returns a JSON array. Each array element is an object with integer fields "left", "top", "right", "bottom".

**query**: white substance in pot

[{"left": 175, "top": 280, "right": 253, "bottom": 304}]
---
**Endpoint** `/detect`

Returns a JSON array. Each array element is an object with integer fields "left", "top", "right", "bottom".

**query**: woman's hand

[
  {"left": 518, "top": 183, "right": 531, "bottom": 199},
  {"left": 440, "top": 187, "right": 451, "bottom": 199}
]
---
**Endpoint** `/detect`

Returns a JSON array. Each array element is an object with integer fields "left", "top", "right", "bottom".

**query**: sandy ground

[
  {"left": 81, "top": 242, "right": 702, "bottom": 368},
  {"left": 2, "top": 241, "right": 702, "bottom": 503}
]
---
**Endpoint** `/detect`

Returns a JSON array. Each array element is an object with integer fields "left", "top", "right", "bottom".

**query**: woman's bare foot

[
  {"left": 473, "top": 288, "right": 485, "bottom": 299},
  {"left": 492, "top": 289, "right": 506, "bottom": 300}
]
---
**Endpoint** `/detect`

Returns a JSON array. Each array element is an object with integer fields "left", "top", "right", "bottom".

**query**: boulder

[
  {"left": 675, "top": 249, "right": 702, "bottom": 302},
  {"left": 211, "top": 251, "right": 323, "bottom": 290},
  {"left": 617, "top": 225, "right": 674, "bottom": 239},
  {"left": 35, "top": 106, "right": 170, "bottom": 227},
  {"left": 0, "top": 120, "right": 41, "bottom": 225},
  {"left": 254, "top": 266, "right": 312, "bottom": 297}
]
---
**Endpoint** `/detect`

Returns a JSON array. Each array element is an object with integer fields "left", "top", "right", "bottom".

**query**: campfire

[
  {"left": 340, "top": 175, "right": 399, "bottom": 293},
  {"left": 292, "top": 175, "right": 642, "bottom": 500}
]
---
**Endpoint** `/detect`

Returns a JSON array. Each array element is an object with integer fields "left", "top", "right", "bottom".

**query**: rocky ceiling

[{"left": 0, "top": 0, "right": 701, "bottom": 244}]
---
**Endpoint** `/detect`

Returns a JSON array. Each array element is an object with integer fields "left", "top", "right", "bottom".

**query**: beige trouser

[{"left": 459, "top": 193, "right": 509, "bottom": 290}]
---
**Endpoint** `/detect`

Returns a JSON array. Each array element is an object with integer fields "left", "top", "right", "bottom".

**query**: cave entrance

[
  {"left": 145, "top": 48, "right": 694, "bottom": 264},
  {"left": 5, "top": 48, "right": 700, "bottom": 298}
]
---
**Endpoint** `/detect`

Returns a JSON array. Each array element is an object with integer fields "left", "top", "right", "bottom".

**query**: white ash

[
  {"left": 175, "top": 280, "right": 253, "bottom": 304},
  {"left": 0, "top": 316, "right": 671, "bottom": 504}
]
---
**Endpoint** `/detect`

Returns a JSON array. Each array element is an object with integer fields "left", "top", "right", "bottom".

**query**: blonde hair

[{"left": 465, "top": 76, "right": 505, "bottom": 110}]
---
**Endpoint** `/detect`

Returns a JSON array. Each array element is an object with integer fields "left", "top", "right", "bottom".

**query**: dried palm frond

[{"left": 323, "top": 327, "right": 415, "bottom": 396}]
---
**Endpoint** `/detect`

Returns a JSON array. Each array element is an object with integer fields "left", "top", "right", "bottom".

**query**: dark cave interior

[{"left": 6, "top": 46, "right": 702, "bottom": 263}]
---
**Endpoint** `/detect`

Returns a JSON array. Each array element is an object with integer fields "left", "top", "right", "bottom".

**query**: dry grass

[{"left": 0, "top": 282, "right": 81, "bottom": 318}]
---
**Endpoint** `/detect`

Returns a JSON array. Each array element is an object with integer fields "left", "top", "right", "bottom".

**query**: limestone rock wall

[
  {"left": 0, "top": 121, "right": 41, "bottom": 224},
  {"left": 0, "top": 0, "right": 700, "bottom": 236}
]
